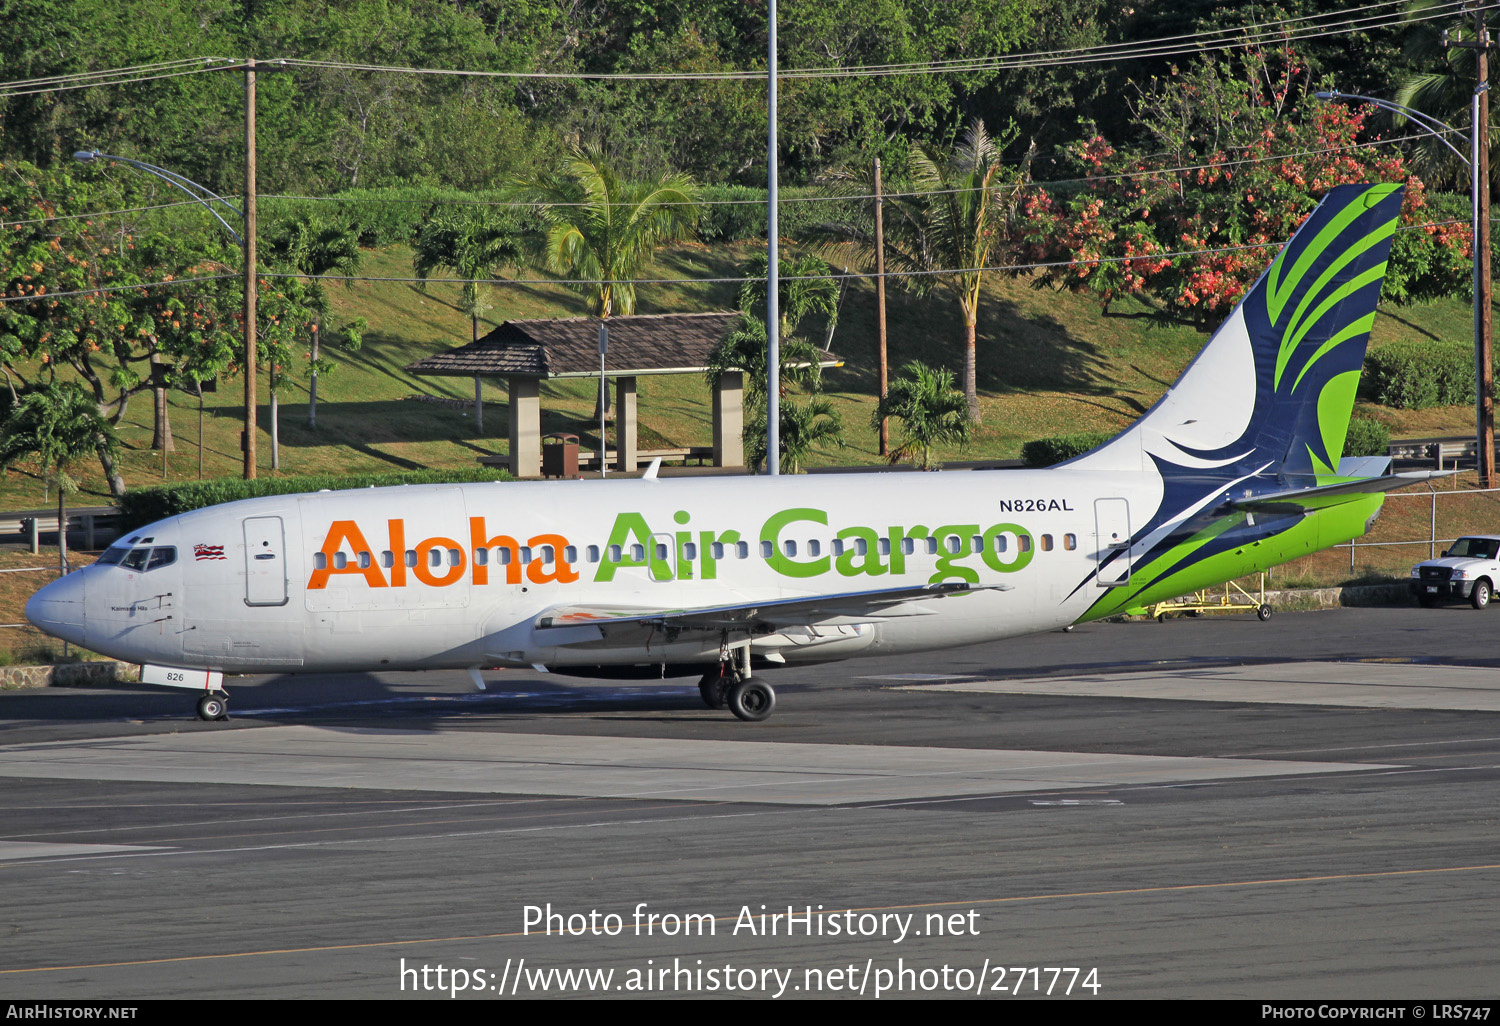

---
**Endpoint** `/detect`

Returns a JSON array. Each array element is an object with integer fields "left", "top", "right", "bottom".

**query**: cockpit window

[{"left": 110, "top": 546, "right": 176, "bottom": 572}]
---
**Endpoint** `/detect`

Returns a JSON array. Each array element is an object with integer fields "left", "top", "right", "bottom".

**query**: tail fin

[{"left": 1069, "top": 182, "right": 1404, "bottom": 482}]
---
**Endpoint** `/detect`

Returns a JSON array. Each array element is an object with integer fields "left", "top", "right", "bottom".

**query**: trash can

[{"left": 542, "top": 432, "right": 580, "bottom": 479}]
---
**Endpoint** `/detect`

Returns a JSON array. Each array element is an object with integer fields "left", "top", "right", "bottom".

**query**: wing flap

[{"left": 533, "top": 581, "right": 1006, "bottom": 643}]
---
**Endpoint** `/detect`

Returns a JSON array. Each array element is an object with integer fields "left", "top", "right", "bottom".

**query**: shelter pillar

[
  {"left": 617, "top": 376, "right": 638, "bottom": 473},
  {"left": 713, "top": 371, "right": 744, "bottom": 469},
  {"left": 507, "top": 377, "right": 541, "bottom": 478}
]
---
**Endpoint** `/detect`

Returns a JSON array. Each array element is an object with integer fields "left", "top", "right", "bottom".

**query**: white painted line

[
  {"left": 898, "top": 662, "right": 1500, "bottom": 712},
  {"left": 0, "top": 727, "right": 1398, "bottom": 807}
]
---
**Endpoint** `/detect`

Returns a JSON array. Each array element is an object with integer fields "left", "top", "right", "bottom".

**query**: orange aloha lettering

[
  {"left": 469, "top": 517, "right": 521, "bottom": 585},
  {"left": 526, "top": 533, "right": 579, "bottom": 584},
  {"left": 307, "top": 520, "right": 389, "bottom": 590},
  {"left": 412, "top": 537, "right": 465, "bottom": 587}
]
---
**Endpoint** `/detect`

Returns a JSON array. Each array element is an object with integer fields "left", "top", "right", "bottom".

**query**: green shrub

[
  {"left": 117, "top": 469, "right": 513, "bottom": 530},
  {"left": 1342, "top": 416, "right": 1390, "bottom": 458},
  {"left": 1363, "top": 341, "right": 1476, "bottom": 409},
  {"left": 1021, "top": 432, "right": 1113, "bottom": 467}
]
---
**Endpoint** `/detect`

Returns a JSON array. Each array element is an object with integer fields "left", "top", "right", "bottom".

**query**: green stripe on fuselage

[{"left": 1078, "top": 493, "right": 1382, "bottom": 622}]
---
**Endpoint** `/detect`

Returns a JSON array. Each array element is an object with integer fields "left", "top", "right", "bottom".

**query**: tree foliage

[
  {"left": 513, "top": 143, "right": 699, "bottom": 316},
  {"left": 874, "top": 361, "right": 969, "bottom": 470}
]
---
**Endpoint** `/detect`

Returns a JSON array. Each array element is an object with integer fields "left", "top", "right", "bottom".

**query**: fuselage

[{"left": 24, "top": 466, "right": 1378, "bottom": 678}]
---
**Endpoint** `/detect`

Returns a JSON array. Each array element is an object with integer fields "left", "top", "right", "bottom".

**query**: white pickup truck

[{"left": 1410, "top": 535, "right": 1500, "bottom": 608}]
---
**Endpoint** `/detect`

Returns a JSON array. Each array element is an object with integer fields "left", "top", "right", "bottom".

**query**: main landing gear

[
  {"left": 196, "top": 692, "right": 229, "bottom": 721},
  {"left": 698, "top": 647, "right": 776, "bottom": 722}
]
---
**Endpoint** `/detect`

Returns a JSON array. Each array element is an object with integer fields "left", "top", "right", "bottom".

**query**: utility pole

[
  {"left": 1447, "top": 8, "right": 1496, "bottom": 487},
  {"left": 243, "top": 58, "right": 259, "bottom": 480},
  {"left": 766, "top": 0, "right": 780, "bottom": 476},
  {"left": 874, "top": 157, "right": 889, "bottom": 457}
]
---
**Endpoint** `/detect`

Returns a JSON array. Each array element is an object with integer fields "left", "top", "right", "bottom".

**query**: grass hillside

[{"left": 0, "top": 239, "right": 1480, "bottom": 514}]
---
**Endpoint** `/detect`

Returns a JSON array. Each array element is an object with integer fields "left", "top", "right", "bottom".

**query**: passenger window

[
  {"left": 586, "top": 545, "right": 600, "bottom": 563},
  {"left": 1064, "top": 534, "right": 1077, "bottom": 551},
  {"left": 1041, "top": 535, "right": 1054, "bottom": 552},
  {"left": 736, "top": 542, "right": 750, "bottom": 559},
  {"left": 711, "top": 542, "right": 725, "bottom": 559},
  {"left": 565, "top": 546, "right": 578, "bottom": 563}
]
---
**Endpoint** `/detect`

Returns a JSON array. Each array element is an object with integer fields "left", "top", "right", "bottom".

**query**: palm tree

[
  {"left": 412, "top": 212, "right": 523, "bottom": 342},
  {"left": 813, "top": 120, "right": 1024, "bottom": 422},
  {"left": 0, "top": 382, "right": 120, "bottom": 570},
  {"left": 1394, "top": 0, "right": 1499, "bottom": 192},
  {"left": 512, "top": 143, "right": 699, "bottom": 317},
  {"left": 874, "top": 361, "right": 970, "bottom": 470},
  {"left": 748, "top": 394, "right": 844, "bottom": 474},
  {"left": 265, "top": 213, "right": 363, "bottom": 429},
  {"left": 736, "top": 251, "right": 842, "bottom": 343}
]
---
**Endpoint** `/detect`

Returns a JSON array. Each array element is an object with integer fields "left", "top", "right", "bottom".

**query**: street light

[
  {"left": 1316, "top": 89, "right": 1493, "bottom": 487},
  {"left": 73, "top": 149, "right": 258, "bottom": 480}
]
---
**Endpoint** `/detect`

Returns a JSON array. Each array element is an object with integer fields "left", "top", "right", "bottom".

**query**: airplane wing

[
  {"left": 533, "top": 581, "right": 1007, "bottom": 644},
  {"left": 1225, "top": 470, "right": 1454, "bottom": 515}
]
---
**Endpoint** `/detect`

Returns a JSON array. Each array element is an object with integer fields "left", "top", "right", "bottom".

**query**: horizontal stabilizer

[{"left": 1226, "top": 470, "right": 1455, "bottom": 514}]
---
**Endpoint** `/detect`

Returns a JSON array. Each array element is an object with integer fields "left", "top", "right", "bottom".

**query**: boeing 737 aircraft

[{"left": 27, "top": 183, "right": 1434, "bottom": 721}]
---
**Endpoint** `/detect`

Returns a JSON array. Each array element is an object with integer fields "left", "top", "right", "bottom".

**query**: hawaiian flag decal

[{"left": 194, "top": 544, "right": 227, "bottom": 561}]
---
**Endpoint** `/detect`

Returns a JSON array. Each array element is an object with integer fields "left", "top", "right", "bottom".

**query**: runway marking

[
  {"left": 901, "top": 661, "right": 1500, "bottom": 712},
  {"left": 5, "top": 862, "right": 1499, "bottom": 975},
  {"left": 0, "top": 726, "right": 1397, "bottom": 806},
  {"left": 0, "top": 841, "right": 167, "bottom": 860}
]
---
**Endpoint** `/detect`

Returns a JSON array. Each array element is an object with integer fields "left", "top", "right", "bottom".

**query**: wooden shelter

[{"left": 405, "top": 311, "right": 841, "bottom": 477}]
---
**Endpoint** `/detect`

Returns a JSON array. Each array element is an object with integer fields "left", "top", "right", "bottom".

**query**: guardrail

[
  {"left": 0, "top": 507, "right": 121, "bottom": 553},
  {"left": 1338, "top": 483, "right": 1500, "bottom": 571}
]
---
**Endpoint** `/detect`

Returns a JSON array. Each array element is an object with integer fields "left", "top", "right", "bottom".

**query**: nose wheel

[{"left": 196, "top": 693, "right": 229, "bottom": 721}]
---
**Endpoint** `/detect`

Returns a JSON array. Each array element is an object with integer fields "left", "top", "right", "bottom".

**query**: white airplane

[{"left": 27, "top": 183, "right": 1434, "bottom": 722}]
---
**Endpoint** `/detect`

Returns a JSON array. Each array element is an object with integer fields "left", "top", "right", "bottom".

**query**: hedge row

[
  {"left": 1020, "top": 432, "right": 1113, "bottom": 467},
  {"left": 1363, "top": 341, "right": 1477, "bottom": 410},
  {"left": 117, "top": 469, "right": 512, "bottom": 531},
  {"left": 1343, "top": 417, "right": 1391, "bottom": 458},
  {"left": 255, "top": 185, "right": 853, "bottom": 249}
]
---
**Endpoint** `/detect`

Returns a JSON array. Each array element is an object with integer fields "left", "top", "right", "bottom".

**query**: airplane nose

[{"left": 26, "top": 572, "right": 87, "bottom": 647}]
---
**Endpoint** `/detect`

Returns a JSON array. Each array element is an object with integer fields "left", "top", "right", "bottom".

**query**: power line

[
  {"left": 0, "top": 273, "right": 239, "bottom": 304},
  {"left": 27, "top": 129, "right": 1439, "bottom": 234},
  {"left": 0, "top": 0, "right": 1484, "bottom": 97},
  {"left": 265, "top": 2, "right": 1476, "bottom": 84},
  {"left": 0, "top": 218, "right": 1466, "bottom": 305}
]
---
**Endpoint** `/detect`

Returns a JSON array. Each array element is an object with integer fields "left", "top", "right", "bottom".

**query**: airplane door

[
  {"left": 1094, "top": 498, "right": 1132, "bottom": 588},
  {"left": 244, "top": 516, "right": 288, "bottom": 606}
]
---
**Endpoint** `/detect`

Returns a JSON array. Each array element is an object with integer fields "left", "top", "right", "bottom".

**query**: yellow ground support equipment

[{"left": 1149, "top": 573, "right": 1272, "bottom": 622}]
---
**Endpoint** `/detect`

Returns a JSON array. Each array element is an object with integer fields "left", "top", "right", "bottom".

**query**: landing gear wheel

[
  {"left": 1257, "top": 604, "right": 1273, "bottom": 622},
  {"left": 196, "top": 693, "right": 227, "bottom": 721},
  {"left": 727, "top": 679, "right": 776, "bottom": 722},
  {"left": 1472, "top": 580, "right": 1492, "bottom": 610},
  {"left": 698, "top": 669, "right": 732, "bottom": 710}
]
